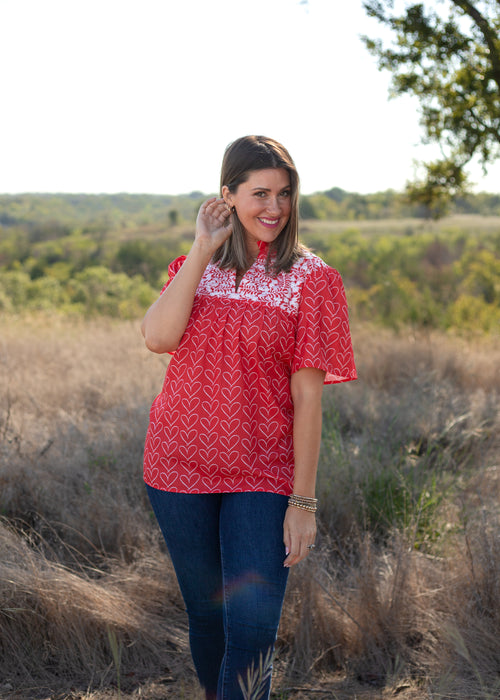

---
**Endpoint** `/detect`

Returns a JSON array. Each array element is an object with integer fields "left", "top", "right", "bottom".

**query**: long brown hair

[{"left": 212, "top": 135, "right": 306, "bottom": 275}]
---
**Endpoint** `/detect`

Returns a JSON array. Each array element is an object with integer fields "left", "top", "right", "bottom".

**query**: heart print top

[{"left": 143, "top": 243, "right": 356, "bottom": 495}]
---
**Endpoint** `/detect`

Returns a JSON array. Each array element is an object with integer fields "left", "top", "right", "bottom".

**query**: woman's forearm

[
  {"left": 283, "top": 368, "right": 325, "bottom": 567},
  {"left": 290, "top": 368, "right": 325, "bottom": 497},
  {"left": 141, "top": 241, "right": 213, "bottom": 354}
]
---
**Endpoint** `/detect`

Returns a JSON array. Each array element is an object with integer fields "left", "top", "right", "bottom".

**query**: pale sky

[{"left": 1, "top": 0, "right": 499, "bottom": 196}]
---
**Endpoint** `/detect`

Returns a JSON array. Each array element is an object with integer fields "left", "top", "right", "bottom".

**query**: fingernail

[{"left": 285, "top": 547, "right": 290, "bottom": 555}]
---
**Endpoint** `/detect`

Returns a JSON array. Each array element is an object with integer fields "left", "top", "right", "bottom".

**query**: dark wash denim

[{"left": 146, "top": 486, "right": 290, "bottom": 700}]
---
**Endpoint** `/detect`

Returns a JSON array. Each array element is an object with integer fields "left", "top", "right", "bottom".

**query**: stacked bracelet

[{"left": 288, "top": 494, "right": 318, "bottom": 513}]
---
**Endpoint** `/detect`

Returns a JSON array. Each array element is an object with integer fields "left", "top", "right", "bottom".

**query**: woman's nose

[{"left": 266, "top": 197, "right": 281, "bottom": 215}]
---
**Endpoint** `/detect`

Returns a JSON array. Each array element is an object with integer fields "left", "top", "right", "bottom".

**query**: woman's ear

[{"left": 221, "top": 185, "right": 232, "bottom": 207}]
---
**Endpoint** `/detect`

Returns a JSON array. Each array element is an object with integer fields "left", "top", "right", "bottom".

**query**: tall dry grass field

[{"left": 0, "top": 316, "right": 499, "bottom": 699}]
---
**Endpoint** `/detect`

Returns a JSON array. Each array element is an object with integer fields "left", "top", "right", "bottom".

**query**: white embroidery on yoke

[{"left": 198, "top": 252, "right": 326, "bottom": 315}]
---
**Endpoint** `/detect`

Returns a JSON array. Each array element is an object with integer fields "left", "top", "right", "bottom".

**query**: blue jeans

[{"left": 146, "top": 486, "right": 290, "bottom": 700}]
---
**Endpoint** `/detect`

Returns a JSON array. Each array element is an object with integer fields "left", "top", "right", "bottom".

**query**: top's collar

[{"left": 257, "top": 240, "right": 269, "bottom": 258}]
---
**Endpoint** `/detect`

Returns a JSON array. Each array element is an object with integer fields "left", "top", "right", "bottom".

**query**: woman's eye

[{"left": 253, "top": 190, "right": 290, "bottom": 198}]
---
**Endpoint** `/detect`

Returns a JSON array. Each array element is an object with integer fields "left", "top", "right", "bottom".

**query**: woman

[{"left": 142, "top": 135, "right": 356, "bottom": 699}]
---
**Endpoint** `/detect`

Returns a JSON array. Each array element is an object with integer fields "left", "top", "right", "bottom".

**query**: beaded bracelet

[{"left": 288, "top": 494, "right": 318, "bottom": 513}]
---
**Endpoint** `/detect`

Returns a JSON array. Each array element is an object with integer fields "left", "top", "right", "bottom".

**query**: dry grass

[
  {"left": 1, "top": 315, "right": 499, "bottom": 698},
  {"left": 0, "top": 520, "right": 188, "bottom": 690}
]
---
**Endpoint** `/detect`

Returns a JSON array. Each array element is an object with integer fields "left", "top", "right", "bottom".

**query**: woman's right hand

[{"left": 195, "top": 197, "right": 233, "bottom": 254}]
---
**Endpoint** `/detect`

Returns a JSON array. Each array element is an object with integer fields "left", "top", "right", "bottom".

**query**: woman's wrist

[
  {"left": 288, "top": 494, "right": 318, "bottom": 513},
  {"left": 190, "top": 238, "right": 217, "bottom": 264}
]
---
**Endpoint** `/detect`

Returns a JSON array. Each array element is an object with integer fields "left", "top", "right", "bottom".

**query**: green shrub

[
  {"left": 447, "top": 295, "right": 500, "bottom": 333},
  {"left": 71, "top": 266, "right": 155, "bottom": 318},
  {"left": 0, "top": 270, "right": 31, "bottom": 307},
  {"left": 27, "top": 277, "right": 69, "bottom": 310}
]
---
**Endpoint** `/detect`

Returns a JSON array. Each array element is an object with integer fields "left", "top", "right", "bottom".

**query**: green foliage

[
  {"left": 0, "top": 270, "right": 31, "bottom": 310},
  {"left": 0, "top": 264, "right": 156, "bottom": 319},
  {"left": 28, "top": 276, "right": 69, "bottom": 311},
  {"left": 447, "top": 294, "right": 500, "bottom": 332},
  {"left": 362, "top": 0, "right": 500, "bottom": 211},
  {"left": 302, "top": 188, "right": 416, "bottom": 220},
  {"left": 299, "top": 195, "right": 317, "bottom": 220},
  {"left": 113, "top": 239, "right": 183, "bottom": 286},
  {"left": 406, "top": 158, "right": 469, "bottom": 219},
  {"left": 310, "top": 221, "right": 500, "bottom": 332},
  {"left": 318, "top": 399, "right": 447, "bottom": 547},
  {"left": 456, "top": 249, "right": 500, "bottom": 303},
  {"left": 168, "top": 209, "right": 179, "bottom": 226},
  {"left": 70, "top": 267, "right": 156, "bottom": 318},
  {"left": 361, "top": 468, "right": 444, "bottom": 547},
  {"left": 0, "top": 194, "right": 499, "bottom": 330},
  {"left": 301, "top": 187, "right": 500, "bottom": 221},
  {"left": 0, "top": 193, "right": 201, "bottom": 229}
]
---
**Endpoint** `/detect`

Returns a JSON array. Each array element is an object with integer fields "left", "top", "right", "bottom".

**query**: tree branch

[{"left": 452, "top": 0, "right": 500, "bottom": 90}]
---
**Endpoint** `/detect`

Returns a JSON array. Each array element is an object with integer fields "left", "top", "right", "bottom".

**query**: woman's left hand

[{"left": 283, "top": 506, "right": 317, "bottom": 567}]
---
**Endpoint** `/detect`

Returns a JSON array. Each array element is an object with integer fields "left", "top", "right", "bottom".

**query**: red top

[{"left": 143, "top": 244, "right": 356, "bottom": 495}]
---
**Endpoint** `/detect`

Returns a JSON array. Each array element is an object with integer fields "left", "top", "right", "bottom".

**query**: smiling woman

[{"left": 140, "top": 135, "right": 357, "bottom": 700}]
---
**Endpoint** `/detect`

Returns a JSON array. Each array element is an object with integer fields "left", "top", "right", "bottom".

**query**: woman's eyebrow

[{"left": 250, "top": 186, "right": 291, "bottom": 191}]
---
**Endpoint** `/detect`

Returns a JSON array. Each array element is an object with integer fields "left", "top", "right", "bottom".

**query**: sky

[{"left": 1, "top": 0, "right": 499, "bottom": 196}]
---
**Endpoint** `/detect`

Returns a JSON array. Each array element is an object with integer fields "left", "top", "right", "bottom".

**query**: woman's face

[{"left": 223, "top": 168, "right": 292, "bottom": 257}]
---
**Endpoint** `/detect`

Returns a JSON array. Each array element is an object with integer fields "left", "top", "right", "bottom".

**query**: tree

[
  {"left": 299, "top": 195, "right": 318, "bottom": 219},
  {"left": 168, "top": 209, "right": 179, "bottom": 226},
  {"left": 362, "top": 1, "right": 500, "bottom": 215}
]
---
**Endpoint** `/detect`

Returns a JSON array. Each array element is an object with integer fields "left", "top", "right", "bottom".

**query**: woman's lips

[{"left": 257, "top": 217, "right": 280, "bottom": 229}]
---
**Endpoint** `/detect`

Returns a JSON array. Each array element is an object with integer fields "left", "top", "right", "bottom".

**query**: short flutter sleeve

[
  {"left": 292, "top": 263, "right": 357, "bottom": 385},
  {"left": 160, "top": 255, "right": 187, "bottom": 295}
]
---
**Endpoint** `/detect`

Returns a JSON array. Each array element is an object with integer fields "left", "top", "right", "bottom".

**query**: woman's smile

[{"left": 258, "top": 216, "right": 281, "bottom": 229}]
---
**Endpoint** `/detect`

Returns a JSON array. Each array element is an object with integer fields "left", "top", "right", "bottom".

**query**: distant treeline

[
  {"left": 301, "top": 188, "right": 500, "bottom": 221},
  {"left": 1, "top": 188, "right": 500, "bottom": 230},
  {"left": 0, "top": 192, "right": 499, "bottom": 332}
]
